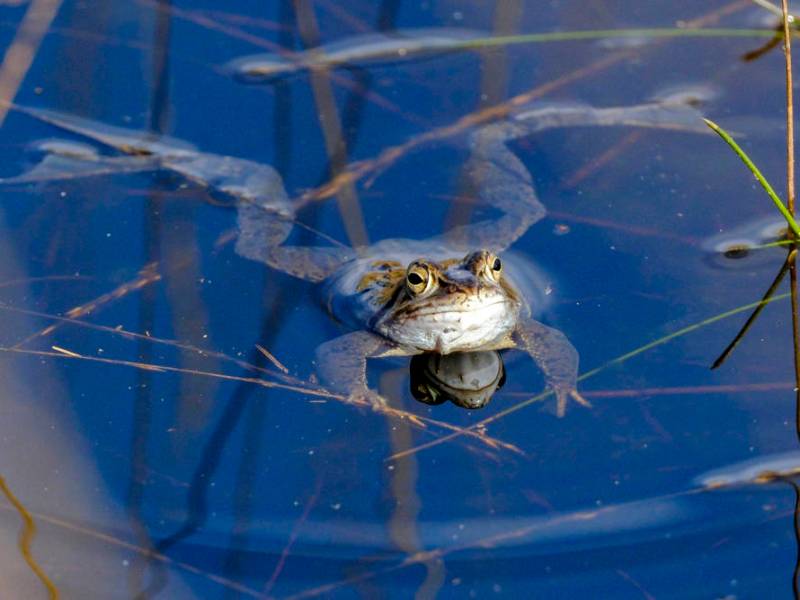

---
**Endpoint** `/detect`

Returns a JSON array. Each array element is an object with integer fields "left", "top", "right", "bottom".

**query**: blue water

[{"left": 0, "top": 1, "right": 799, "bottom": 598}]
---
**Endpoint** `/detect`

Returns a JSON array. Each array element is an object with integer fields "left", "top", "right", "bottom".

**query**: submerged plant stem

[{"left": 704, "top": 118, "right": 800, "bottom": 237}]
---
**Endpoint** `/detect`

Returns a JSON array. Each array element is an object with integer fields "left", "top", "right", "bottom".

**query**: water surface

[{"left": 0, "top": 1, "right": 798, "bottom": 598}]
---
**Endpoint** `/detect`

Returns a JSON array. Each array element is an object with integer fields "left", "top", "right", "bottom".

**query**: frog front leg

[
  {"left": 513, "top": 318, "right": 590, "bottom": 417},
  {"left": 315, "top": 330, "right": 399, "bottom": 408}
]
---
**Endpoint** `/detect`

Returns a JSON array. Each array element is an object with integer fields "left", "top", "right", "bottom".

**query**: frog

[
  {"left": 235, "top": 98, "right": 711, "bottom": 415},
  {"left": 2, "top": 97, "right": 709, "bottom": 416}
]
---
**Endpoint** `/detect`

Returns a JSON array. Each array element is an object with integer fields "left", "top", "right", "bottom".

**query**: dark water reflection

[{"left": 3, "top": 0, "right": 800, "bottom": 598}]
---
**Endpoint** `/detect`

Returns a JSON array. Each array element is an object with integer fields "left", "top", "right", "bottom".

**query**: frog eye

[
  {"left": 484, "top": 253, "right": 502, "bottom": 281},
  {"left": 406, "top": 262, "right": 433, "bottom": 296},
  {"left": 492, "top": 257, "right": 502, "bottom": 273}
]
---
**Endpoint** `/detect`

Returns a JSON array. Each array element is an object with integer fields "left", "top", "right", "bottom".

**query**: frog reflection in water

[
  {"left": 410, "top": 351, "right": 506, "bottom": 410},
  {"left": 3, "top": 98, "right": 708, "bottom": 416}
]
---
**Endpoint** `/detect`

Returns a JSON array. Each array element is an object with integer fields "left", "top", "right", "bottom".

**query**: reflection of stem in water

[
  {"left": 775, "top": 476, "right": 800, "bottom": 598},
  {"left": 445, "top": 1, "right": 523, "bottom": 239},
  {"left": 742, "top": 29, "right": 782, "bottom": 62},
  {"left": 128, "top": 2, "right": 173, "bottom": 596},
  {"left": 711, "top": 252, "right": 791, "bottom": 370},
  {"left": 380, "top": 369, "right": 445, "bottom": 599},
  {"left": 790, "top": 251, "right": 800, "bottom": 445},
  {"left": 794, "top": 478, "right": 800, "bottom": 599},
  {"left": 480, "top": 1, "right": 523, "bottom": 108},
  {"left": 152, "top": 280, "right": 293, "bottom": 558},
  {"left": 376, "top": 0, "right": 401, "bottom": 32},
  {"left": 293, "top": 0, "right": 368, "bottom": 248},
  {"left": 0, "top": 476, "right": 58, "bottom": 599},
  {"left": 0, "top": 0, "right": 62, "bottom": 125}
]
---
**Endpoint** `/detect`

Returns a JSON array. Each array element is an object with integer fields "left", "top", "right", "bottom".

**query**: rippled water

[{"left": 1, "top": 1, "right": 800, "bottom": 598}]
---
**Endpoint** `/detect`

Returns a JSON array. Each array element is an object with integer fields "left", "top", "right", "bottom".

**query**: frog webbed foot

[
  {"left": 345, "top": 385, "right": 388, "bottom": 410},
  {"left": 315, "top": 330, "right": 396, "bottom": 409},
  {"left": 552, "top": 384, "right": 591, "bottom": 419},
  {"left": 513, "top": 317, "right": 590, "bottom": 417}
]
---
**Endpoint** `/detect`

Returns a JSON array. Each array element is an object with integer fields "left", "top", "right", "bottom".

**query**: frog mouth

[{"left": 408, "top": 298, "right": 509, "bottom": 319}]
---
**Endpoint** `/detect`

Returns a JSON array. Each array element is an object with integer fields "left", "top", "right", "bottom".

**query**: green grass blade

[
  {"left": 704, "top": 118, "right": 800, "bottom": 237},
  {"left": 449, "top": 28, "right": 777, "bottom": 50}
]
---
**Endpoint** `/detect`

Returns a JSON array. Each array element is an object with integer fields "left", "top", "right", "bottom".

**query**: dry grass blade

[
  {"left": 255, "top": 344, "right": 289, "bottom": 374},
  {"left": 0, "top": 345, "right": 520, "bottom": 455},
  {"left": 0, "top": 302, "right": 518, "bottom": 452},
  {"left": 11, "top": 262, "right": 162, "bottom": 349},
  {"left": 0, "top": 0, "right": 62, "bottom": 126},
  {"left": 293, "top": 0, "right": 369, "bottom": 247}
]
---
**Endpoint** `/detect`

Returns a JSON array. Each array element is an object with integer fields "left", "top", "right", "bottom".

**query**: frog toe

[
  {"left": 553, "top": 386, "right": 591, "bottom": 418},
  {"left": 347, "top": 386, "right": 388, "bottom": 410},
  {"left": 570, "top": 389, "right": 592, "bottom": 409}
]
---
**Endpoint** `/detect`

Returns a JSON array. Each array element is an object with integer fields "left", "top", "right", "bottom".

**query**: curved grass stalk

[{"left": 704, "top": 118, "right": 800, "bottom": 237}]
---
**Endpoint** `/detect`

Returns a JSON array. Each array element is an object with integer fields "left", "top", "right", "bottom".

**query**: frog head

[{"left": 371, "top": 250, "right": 521, "bottom": 353}]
